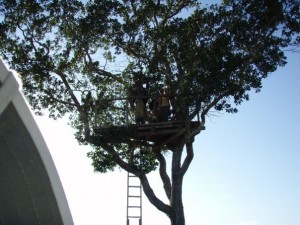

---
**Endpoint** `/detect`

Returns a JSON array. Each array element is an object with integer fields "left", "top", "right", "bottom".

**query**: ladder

[{"left": 126, "top": 172, "right": 142, "bottom": 225}]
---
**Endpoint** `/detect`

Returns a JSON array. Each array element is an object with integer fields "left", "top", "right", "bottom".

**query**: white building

[{"left": 0, "top": 58, "right": 74, "bottom": 225}]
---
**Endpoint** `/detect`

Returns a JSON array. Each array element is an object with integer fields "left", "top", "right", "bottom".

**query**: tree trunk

[
  {"left": 169, "top": 147, "right": 185, "bottom": 225},
  {"left": 170, "top": 177, "right": 185, "bottom": 225},
  {"left": 123, "top": 140, "right": 194, "bottom": 225}
]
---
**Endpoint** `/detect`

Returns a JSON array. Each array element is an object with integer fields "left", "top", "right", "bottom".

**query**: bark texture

[{"left": 169, "top": 145, "right": 186, "bottom": 225}]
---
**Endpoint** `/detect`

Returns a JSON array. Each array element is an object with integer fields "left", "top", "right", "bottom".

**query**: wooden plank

[{"left": 93, "top": 121, "right": 203, "bottom": 146}]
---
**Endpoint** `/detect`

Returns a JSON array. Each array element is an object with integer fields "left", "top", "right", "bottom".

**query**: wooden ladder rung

[
  {"left": 129, "top": 195, "right": 141, "bottom": 198},
  {"left": 129, "top": 175, "right": 138, "bottom": 177},
  {"left": 129, "top": 185, "right": 141, "bottom": 188}
]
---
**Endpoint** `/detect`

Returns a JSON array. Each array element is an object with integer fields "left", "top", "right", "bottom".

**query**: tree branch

[
  {"left": 100, "top": 143, "right": 171, "bottom": 215},
  {"left": 54, "top": 70, "right": 91, "bottom": 139},
  {"left": 139, "top": 173, "right": 171, "bottom": 215},
  {"left": 201, "top": 91, "right": 230, "bottom": 126},
  {"left": 84, "top": 53, "right": 125, "bottom": 84},
  {"left": 43, "top": 89, "right": 76, "bottom": 107},
  {"left": 179, "top": 142, "right": 194, "bottom": 177},
  {"left": 155, "top": 151, "right": 172, "bottom": 200}
]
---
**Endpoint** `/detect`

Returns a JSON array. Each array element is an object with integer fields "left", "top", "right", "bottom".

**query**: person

[
  {"left": 128, "top": 81, "right": 148, "bottom": 124},
  {"left": 134, "top": 98, "right": 145, "bottom": 124},
  {"left": 148, "top": 98, "right": 159, "bottom": 122},
  {"left": 158, "top": 88, "right": 171, "bottom": 122}
]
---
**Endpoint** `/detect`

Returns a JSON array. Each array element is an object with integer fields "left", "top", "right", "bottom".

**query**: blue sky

[
  {"left": 35, "top": 50, "right": 300, "bottom": 225},
  {"left": 184, "top": 51, "right": 300, "bottom": 225}
]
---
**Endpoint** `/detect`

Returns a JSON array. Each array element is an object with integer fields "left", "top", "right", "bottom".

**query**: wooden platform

[{"left": 92, "top": 121, "right": 204, "bottom": 146}]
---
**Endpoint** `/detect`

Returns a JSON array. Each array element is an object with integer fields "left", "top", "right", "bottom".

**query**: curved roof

[{"left": 0, "top": 58, "right": 74, "bottom": 225}]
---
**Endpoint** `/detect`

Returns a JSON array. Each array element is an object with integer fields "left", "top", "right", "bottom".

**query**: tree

[{"left": 1, "top": 0, "right": 299, "bottom": 224}]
